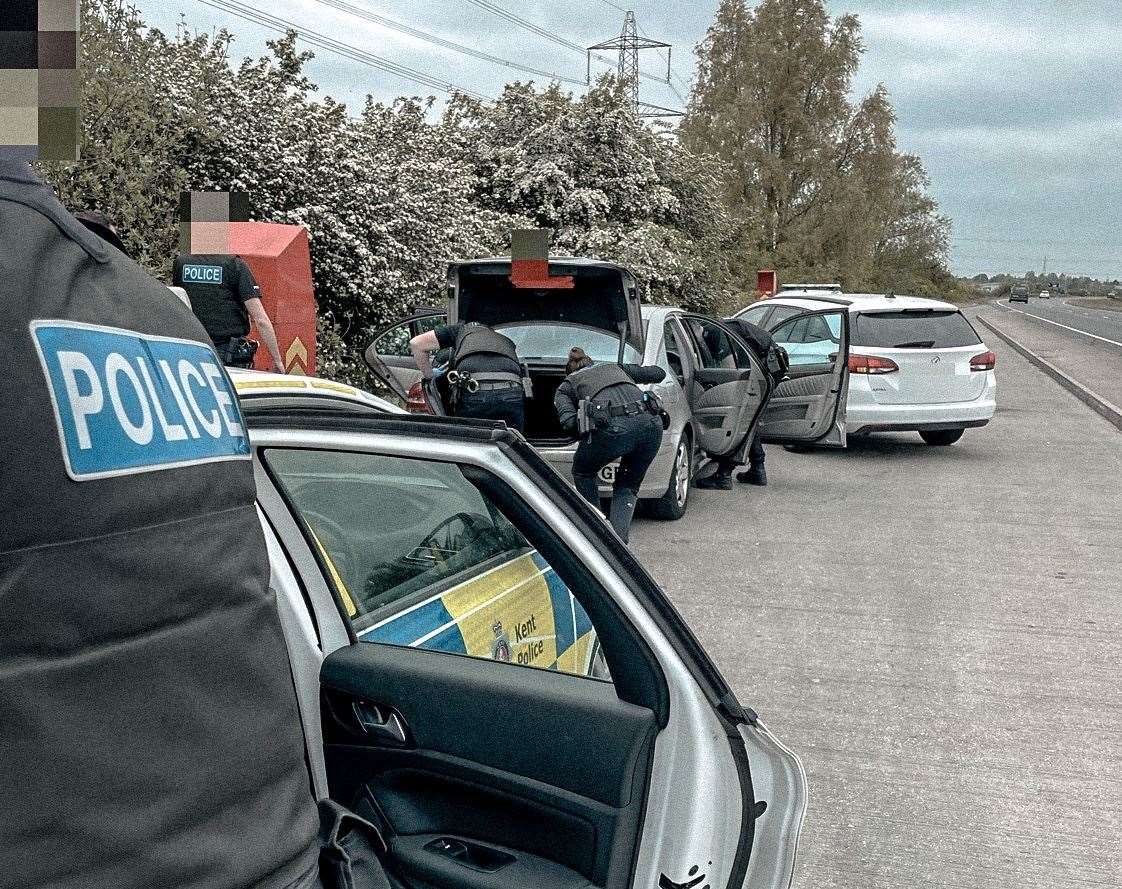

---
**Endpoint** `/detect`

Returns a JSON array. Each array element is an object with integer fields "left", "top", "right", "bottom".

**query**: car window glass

[
  {"left": 265, "top": 448, "right": 610, "bottom": 681},
  {"left": 737, "top": 305, "right": 771, "bottom": 326},
  {"left": 373, "top": 322, "right": 412, "bottom": 358},
  {"left": 852, "top": 311, "right": 981, "bottom": 349},
  {"left": 765, "top": 305, "right": 804, "bottom": 329},
  {"left": 498, "top": 323, "right": 641, "bottom": 363},
  {"left": 772, "top": 312, "right": 841, "bottom": 367},
  {"left": 685, "top": 317, "right": 752, "bottom": 369},
  {"left": 662, "top": 321, "right": 688, "bottom": 383}
]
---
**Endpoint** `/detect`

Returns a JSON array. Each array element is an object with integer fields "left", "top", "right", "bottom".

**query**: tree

[
  {"left": 682, "top": 0, "right": 952, "bottom": 296},
  {"left": 443, "top": 78, "right": 739, "bottom": 311}
]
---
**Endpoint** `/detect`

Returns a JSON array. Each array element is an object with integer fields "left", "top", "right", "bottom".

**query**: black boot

[
  {"left": 608, "top": 490, "right": 639, "bottom": 544},
  {"left": 736, "top": 464, "right": 767, "bottom": 486},
  {"left": 695, "top": 469, "right": 732, "bottom": 490}
]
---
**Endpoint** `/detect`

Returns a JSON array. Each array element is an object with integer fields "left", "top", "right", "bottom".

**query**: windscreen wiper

[{"left": 893, "top": 340, "right": 936, "bottom": 348}]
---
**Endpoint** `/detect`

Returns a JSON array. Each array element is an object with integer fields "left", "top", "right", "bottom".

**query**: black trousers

[
  {"left": 715, "top": 429, "right": 765, "bottom": 476},
  {"left": 456, "top": 387, "right": 525, "bottom": 432},
  {"left": 572, "top": 413, "right": 662, "bottom": 504}
]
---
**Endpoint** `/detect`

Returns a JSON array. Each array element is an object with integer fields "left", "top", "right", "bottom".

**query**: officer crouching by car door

[
  {"left": 409, "top": 322, "right": 529, "bottom": 432},
  {"left": 554, "top": 347, "right": 668, "bottom": 544},
  {"left": 173, "top": 252, "right": 286, "bottom": 372}
]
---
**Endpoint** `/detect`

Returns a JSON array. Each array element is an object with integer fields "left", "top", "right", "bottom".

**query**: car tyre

[
  {"left": 647, "top": 433, "right": 691, "bottom": 521},
  {"left": 919, "top": 428, "right": 965, "bottom": 446}
]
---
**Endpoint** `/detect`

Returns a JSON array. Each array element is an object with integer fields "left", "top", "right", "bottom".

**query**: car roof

[
  {"left": 751, "top": 290, "right": 960, "bottom": 313},
  {"left": 229, "top": 368, "right": 401, "bottom": 413}
]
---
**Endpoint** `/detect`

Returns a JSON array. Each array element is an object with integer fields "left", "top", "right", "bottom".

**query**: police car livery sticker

[
  {"left": 180, "top": 263, "right": 224, "bottom": 284},
  {"left": 30, "top": 320, "right": 251, "bottom": 481}
]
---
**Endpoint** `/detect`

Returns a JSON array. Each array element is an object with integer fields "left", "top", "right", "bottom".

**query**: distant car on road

[
  {"left": 1009, "top": 285, "right": 1030, "bottom": 304},
  {"left": 736, "top": 288, "right": 997, "bottom": 446},
  {"left": 1039, "top": 291, "right": 1051, "bottom": 299}
]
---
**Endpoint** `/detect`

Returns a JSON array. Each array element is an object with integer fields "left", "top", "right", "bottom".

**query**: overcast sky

[{"left": 137, "top": 0, "right": 1122, "bottom": 280}]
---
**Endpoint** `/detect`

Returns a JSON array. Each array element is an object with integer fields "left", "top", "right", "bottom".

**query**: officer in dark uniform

[
  {"left": 1, "top": 157, "right": 322, "bottom": 889},
  {"left": 409, "top": 322, "right": 527, "bottom": 431},
  {"left": 554, "top": 348, "right": 667, "bottom": 543},
  {"left": 696, "top": 316, "right": 789, "bottom": 489},
  {"left": 173, "top": 252, "right": 286, "bottom": 371}
]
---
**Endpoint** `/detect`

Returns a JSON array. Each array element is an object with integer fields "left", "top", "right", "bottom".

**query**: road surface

[{"left": 631, "top": 335, "right": 1122, "bottom": 889}]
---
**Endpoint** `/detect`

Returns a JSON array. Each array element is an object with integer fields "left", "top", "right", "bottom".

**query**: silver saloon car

[{"left": 366, "top": 257, "right": 848, "bottom": 519}]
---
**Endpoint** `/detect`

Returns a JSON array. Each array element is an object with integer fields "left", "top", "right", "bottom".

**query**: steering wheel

[{"left": 414, "top": 512, "right": 492, "bottom": 562}]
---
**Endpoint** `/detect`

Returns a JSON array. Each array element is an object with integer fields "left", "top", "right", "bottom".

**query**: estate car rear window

[{"left": 853, "top": 310, "right": 981, "bottom": 349}]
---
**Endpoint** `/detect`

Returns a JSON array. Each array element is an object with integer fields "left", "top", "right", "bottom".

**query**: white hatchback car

[{"left": 736, "top": 287, "right": 997, "bottom": 446}]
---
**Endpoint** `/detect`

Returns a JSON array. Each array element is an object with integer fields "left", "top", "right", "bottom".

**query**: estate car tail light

[
  {"left": 848, "top": 354, "right": 899, "bottom": 375},
  {"left": 970, "top": 350, "right": 997, "bottom": 372},
  {"left": 405, "top": 380, "right": 436, "bottom": 414}
]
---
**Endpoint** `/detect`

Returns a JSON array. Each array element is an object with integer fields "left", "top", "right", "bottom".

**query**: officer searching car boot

[
  {"left": 695, "top": 316, "right": 790, "bottom": 490},
  {"left": 554, "top": 347, "right": 669, "bottom": 544},
  {"left": 410, "top": 322, "right": 529, "bottom": 432},
  {"left": 173, "top": 252, "right": 285, "bottom": 371}
]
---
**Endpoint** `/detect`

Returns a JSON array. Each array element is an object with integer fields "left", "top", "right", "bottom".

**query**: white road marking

[{"left": 996, "top": 300, "right": 1122, "bottom": 348}]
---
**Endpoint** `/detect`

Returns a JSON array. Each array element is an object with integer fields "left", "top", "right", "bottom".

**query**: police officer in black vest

[
  {"left": 554, "top": 348, "right": 667, "bottom": 543},
  {"left": 696, "top": 316, "right": 789, "bottom": 489},
  {"left": 173, "top": 253, "right": 286, "bottom": 372},
  {"left": 410, "top": 322, "right": 527, "bottom": 431}
]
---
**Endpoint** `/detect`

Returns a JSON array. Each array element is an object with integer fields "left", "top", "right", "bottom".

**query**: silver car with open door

[
  {"left": 365, "top": 258, "right": 830, "bottom": 519},
  {"left": 245, "top": 402, "right": 809, "bottom": 889}
]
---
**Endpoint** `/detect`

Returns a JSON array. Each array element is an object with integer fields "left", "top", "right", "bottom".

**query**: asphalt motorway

[
  {"left": 630, "top": 336, "right": 1122, "bottom": 889},
  {"left": 996, "top": 297, "right": 1122, "bottom": 348}
]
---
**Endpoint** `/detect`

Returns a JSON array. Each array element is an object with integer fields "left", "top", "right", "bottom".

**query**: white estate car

[
  {"left": 224, "top": 374, "right": 808, "bottom": 889},
  {"left": 736, "top": 287, "right": 997, "bottom": 446}
]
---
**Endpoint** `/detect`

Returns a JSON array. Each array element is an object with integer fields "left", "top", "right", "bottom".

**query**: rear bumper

[
  {"left": 847, "top": 373, "right": 997, "bottom": 436},
  {"left": 850, "top": 418, "right": 990, "bottom": 435}
]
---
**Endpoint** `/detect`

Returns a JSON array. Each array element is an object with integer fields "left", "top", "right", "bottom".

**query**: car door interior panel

[
  {"left": 759, "top": 309, "right": 849, "bottom": 444},
  {"left": 320, "top": 643, "right": 657, "bottom": 889}
]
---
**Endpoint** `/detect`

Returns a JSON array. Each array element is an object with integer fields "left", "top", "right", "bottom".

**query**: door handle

[{"left": 351, "top": 700, "right": 410, "bottom": 746}]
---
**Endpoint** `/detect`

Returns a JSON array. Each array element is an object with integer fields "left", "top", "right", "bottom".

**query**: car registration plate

[{"left": 598, "top": 463, "right": 618, "bottom": 485}]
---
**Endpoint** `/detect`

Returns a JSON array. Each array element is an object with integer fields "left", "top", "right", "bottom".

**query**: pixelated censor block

[
  {"left": 0, "top": 0, "right": 80, "bottom": 162},
  {"left": 178, "top": 190, "right": 251, "bottom": 254}
]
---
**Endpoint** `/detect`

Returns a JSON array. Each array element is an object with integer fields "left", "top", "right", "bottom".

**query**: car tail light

[
  {"left": 970, "top": 350, "right": 997, "bottom": 372},
  {"left": 405, "top": 380, "right": 436, "bottom": 414},
  {"left": 848, "top": 354, "right": 899, "bottom": 374}
]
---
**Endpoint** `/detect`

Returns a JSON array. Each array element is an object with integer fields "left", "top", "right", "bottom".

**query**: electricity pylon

[{"left": 587, "top": 11, "right": 682, "bottom": 118}]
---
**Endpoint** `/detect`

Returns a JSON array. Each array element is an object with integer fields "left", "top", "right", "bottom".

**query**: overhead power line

[
  {"left": 307, "top": 0, "right": 585, "bottom": 86},
  {"left": 197, "top": 0, "right": 488, "bottom": 99},
  {"left": 461, "top": 0, "right": 668, "bottom": 83}
]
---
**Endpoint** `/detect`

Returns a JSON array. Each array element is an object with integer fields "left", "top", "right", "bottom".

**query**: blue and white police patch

[
  {"left": 30, "top": 320, "right": 251, "bottom": 481},
  {"left": 180, "top": 263, "right": 224, "bottom": 285}
]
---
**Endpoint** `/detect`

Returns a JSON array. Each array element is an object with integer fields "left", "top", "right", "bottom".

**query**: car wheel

[
  {"left": 647, "top": 433, "right": 691, "bottom": 520},
  {"left": 919, "top": 428, "right": 965, "bottom": 446}
]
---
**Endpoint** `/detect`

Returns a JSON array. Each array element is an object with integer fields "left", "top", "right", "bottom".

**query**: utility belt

[
  {"left": 214, "top": 336, "right": 258, "bottom": 369},
  {"left": 578, "top": 392, "right": 668, "bottom": 437},
  {"left": 446, "top": 368, "right": 532, "bottom": 401}
]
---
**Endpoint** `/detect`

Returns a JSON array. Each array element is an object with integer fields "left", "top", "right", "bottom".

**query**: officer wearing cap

[
  {"left": 173, "top": 252, "right": 286, "bottom": 372},
  {"left": 410, "top": 322, "right": 527, "bottom": 431},
  {"left": 554, "top": 347, "right": 667, "bottom": 543}
]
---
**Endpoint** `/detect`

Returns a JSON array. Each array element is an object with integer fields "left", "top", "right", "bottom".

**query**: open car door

[
  {"left": 250, "top": 412, "right": 807, "bottom": 889},
  {"left": 363, "top": 309, "right": 446, "bottom": 401},
  {"left": 680, "top": 315, "right": 771, "bottom": 459},
  {"left": 757, "top": 309, "right": 850, "bottom": 447}
]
